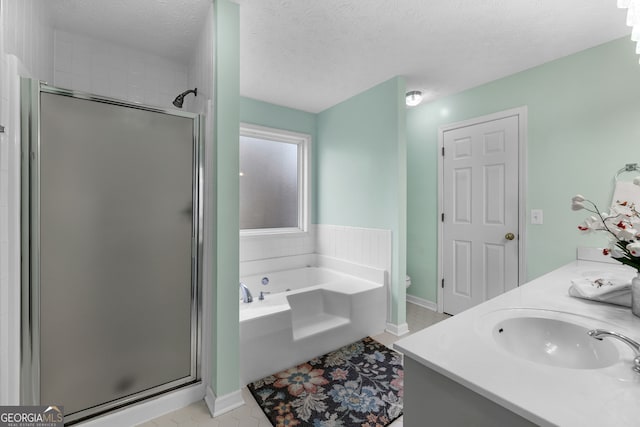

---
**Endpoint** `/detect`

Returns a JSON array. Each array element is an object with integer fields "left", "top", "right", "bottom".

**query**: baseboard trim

[
  {"left": 205, "top": 387, "right": 244, "bottom": 418},
  {"left": 406, "top": 294, "right": 438, "bottom": 312},
  {"left": 204, "top": 386, "right": 216, "bottom": 416},
  {"left": 385, "top": 322, "right": 409, "bottom": 336}
]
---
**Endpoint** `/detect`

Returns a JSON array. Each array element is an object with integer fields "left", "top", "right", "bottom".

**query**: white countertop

[{"left": 394, "top": 260, "right": 640, "bottom": 427}]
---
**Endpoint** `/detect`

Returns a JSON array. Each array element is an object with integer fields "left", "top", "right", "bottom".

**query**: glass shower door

[{"left": 22, "top": 81, "right": 202, "bottom": 422}]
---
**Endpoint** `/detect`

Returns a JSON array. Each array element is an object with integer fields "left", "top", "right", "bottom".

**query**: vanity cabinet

[
  {"left": 403, "top": 357, "right": 537, "bottom": 427},
  {"left": 395, "top": 259, "right": 640, "bottom": 427}
]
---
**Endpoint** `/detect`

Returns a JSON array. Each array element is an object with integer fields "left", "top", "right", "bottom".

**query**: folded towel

[{"left": 568, "top": 277, "right": 632, "bottom": 307}]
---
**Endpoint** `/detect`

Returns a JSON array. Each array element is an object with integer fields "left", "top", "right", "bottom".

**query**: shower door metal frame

[{"left": 20, "top": 78, "right": 204, "bottom": 424}]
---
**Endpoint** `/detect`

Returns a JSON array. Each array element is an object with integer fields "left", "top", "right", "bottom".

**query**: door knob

[{"left": 505, "top": 232, "right": 515, "bottom": 241}]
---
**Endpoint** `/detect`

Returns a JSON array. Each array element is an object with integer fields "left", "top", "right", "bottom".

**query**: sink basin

[{"left": 491, "top": 316, "right": 619, "bottom": 369}]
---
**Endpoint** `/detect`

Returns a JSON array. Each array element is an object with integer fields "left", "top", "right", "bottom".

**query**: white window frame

[{"left": 239, "top": 123, "right": 311, "bottom": 237}]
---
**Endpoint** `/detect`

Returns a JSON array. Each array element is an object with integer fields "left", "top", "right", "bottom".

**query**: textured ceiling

[
  {"left": 235, "top": 0, "right": 631, "bottom": 112},
  {"left": 49, "top": 1, "right": 631, "bottom": 113}
]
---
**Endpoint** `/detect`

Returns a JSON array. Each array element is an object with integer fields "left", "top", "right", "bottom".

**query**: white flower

[
  {"left": 603, "top": 207, "right": 619, "bottom": 218},
  {"left": 571, "top": 199, "right": 585, "bottom": 211},
  {"left": 609, "top": 229, "right": 621, "bottom": 239},
  {"left": 619, "top": 228, "right": 638, "bottom": 241},
  {"left": 574, "top": 192, "right": 640, "bottom": 271},
  {"left": 578, "top": 216, "right": 603, "bottom": 232},
  {"left": 627, "top": 242, "right": 640, "bottom": 257},
  {"left": 609, "top": 245, "right": 626, "bottom": 258},
  {"left": 613, "top": 201, "right": 636, "bottom": 217},
  {"left": 578, "top": 221, "right": 591, "bottom": 231}
]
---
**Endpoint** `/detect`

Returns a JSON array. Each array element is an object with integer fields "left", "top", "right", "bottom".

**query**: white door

[{"left": 442, "top": 114, "right": 520, "bottom": 315}]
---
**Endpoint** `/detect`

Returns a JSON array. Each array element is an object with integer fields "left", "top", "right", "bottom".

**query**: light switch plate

[{"left": 531, "top": 209, "right": 543, "bottom": 225}]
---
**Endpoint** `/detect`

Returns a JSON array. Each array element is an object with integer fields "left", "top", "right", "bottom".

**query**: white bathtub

[{"left": 239, "top": 265, "right": 386, "bottom": 385}]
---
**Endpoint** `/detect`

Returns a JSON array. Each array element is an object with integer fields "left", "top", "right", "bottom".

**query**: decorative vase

[{"left": 632, "top": 273, "right": 640, "bottom": 317}]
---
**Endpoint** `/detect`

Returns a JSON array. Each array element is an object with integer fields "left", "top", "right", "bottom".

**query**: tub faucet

[
  {"left": 588, "top": 329, "right": 640, "bottom": 374},
  {"left": 239, "top": 282, "right": 253, "bottom": 303}
]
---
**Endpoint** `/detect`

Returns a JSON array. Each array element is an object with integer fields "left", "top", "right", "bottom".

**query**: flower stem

[{"left": 586, "top": 199, "right": 620, "bottom": 241}]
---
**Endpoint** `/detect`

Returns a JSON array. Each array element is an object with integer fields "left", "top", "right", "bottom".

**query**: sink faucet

[
  {"left": 239, "top": 282, "right": 253, "bottom": 303},
  {"left": 588, "top": 329, "right": 640, "bottom": 374}
]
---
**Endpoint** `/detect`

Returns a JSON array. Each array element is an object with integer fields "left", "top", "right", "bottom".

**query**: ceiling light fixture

[
  {"left": 618, "top": 0, "right": 640, "bottom": 62},
  {"left": 405, "top": 90, "right": 423, "bottom": 107}
]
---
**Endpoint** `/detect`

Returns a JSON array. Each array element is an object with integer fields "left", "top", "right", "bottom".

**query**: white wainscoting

[
  {"left": 240, "top": 229, "right": 316, "bottom": 263},
  {"left": 240, "top": 225, "right": 392, "bottom": 275},
  {"left": 315, "top": 224, "right": 392, "bottom": 273}
]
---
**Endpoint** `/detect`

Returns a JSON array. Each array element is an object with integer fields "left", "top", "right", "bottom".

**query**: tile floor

[{"left": 140, "top": 303, "right": 449, "bottom": 427}]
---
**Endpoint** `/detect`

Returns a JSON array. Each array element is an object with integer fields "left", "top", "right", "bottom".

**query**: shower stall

[{"left": 20, "top": 78, "right": 203, "bottom": 424}]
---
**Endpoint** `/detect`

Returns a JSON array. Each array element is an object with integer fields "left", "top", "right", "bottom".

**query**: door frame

[{"left": 437, "top": 106, "right": 528, "bottom": 313}]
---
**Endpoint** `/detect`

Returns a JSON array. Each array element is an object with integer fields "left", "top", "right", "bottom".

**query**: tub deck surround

[
  {"left": 239, "top": 261, "right": 387, "bottom": 386},
  {"left": 394, "top": 260, "right": 640, "bottom": 427}
]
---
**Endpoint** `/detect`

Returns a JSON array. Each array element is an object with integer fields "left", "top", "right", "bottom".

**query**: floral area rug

[{"left": 247, "top": 336, "right": 403, "bottom": 427}]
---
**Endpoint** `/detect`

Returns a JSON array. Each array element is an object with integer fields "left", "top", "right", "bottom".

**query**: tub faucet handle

[{"left": 259, "top": 291, "right": 271, "bottom": 300}]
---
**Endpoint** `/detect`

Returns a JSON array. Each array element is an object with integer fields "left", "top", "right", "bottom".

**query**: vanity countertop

[{"left": 394, "top": 260, "right": 640, "bottom": 427}]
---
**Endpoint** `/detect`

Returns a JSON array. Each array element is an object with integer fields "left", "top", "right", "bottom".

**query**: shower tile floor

[{"left": 140, "top": 303, "right": 449, "bottom": 427}]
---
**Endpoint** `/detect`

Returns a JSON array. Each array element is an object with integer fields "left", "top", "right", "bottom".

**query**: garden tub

[{"left": 239, "top": 265, "right": 386, "bottom": 385}]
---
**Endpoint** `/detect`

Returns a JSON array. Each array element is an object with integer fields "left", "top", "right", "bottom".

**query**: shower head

[{"left": 172, "top": 88, "right": 198, "bottom": 108}]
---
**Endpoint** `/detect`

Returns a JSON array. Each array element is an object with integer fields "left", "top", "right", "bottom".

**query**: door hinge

[
  {"left": 441, "top": 278, "right": 444, "bottom": 288},
  {"left": 441, "top": 146, "right": 445, "bottom": 156},
  {"left": 441, "top": 213, "right": 444, "bottom": 222}
]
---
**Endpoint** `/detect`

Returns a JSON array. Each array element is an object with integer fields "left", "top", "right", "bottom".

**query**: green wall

[
  {"left": 213, "top": 0, "right": 240, "bottom": 396},
  {"left": 240, "top": 97, "right": 316, "bottom": 136},
  {"left": 406, "top": 37, "right": 640, "bottom": 303},
  {"left": 317, "top": 77, "right": 407, "bottom": 325},
  {"left": 240, "top": 79, "right": 409, "bottom": 327}
]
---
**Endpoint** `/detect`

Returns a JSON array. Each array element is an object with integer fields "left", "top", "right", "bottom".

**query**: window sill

[{"left": 240, "top": 227, "right": 309, "bottom": 239}]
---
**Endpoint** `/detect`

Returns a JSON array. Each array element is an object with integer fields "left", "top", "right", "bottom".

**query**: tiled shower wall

[
  {"left": 51, "top": 16, "right": 214, "bottom": 115},
  {"left": 0, "top": 1, "right": 10, "bottom": 407},
  {"left": 1, "top": 0, "right": 53, "bottom": 83},
  {"left": 0, "top": 54, "right": 20, "bottom": 406},
  {"left": 0, "top": 0, "right": 53, "bottom": 406},
  {"left": 53, "top": 30, "right": 188, "bottom": 110}
]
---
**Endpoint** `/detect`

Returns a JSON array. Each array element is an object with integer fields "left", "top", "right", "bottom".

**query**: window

[{"left": 239, "top": 123, "right": 310, "bottom": 235}]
